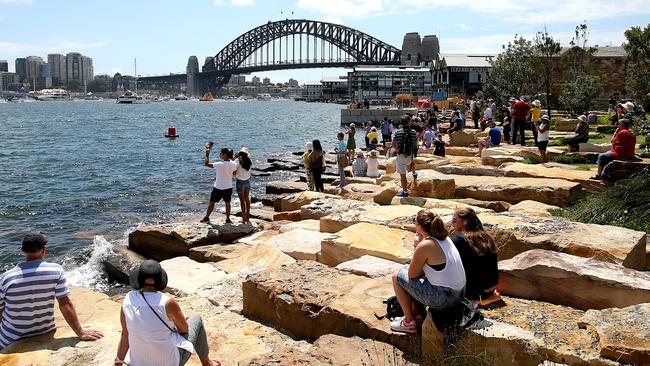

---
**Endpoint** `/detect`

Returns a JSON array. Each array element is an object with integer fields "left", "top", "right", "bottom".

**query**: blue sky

[{"left": 1, "top": 0, "right": 648, "bottom": 83}]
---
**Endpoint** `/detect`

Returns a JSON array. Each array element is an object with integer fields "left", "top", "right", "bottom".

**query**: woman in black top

[
  {"left": 450, "top": 207, "right": 498, "bottom": 301},
  {"left": 308, "top": 139, "right": 325, "bottom": 192}
]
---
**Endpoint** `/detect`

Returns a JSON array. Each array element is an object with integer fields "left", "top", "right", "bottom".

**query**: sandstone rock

[
  {"left": 385, "top": 156, "right": 450, "bottom": 174},
  {"left": 103, "top": 246, "right": 145, "bottom": 284},
  {"left": 252, "top": 193, "right": 281, "bottom": 207},
  {"left": 332, "top": 176, "right": 378, "bottom": 186},
  {"left": 234, "top": 229, "right": 278, "bottom": 245},
  {"left": 435, "top": 164, "right": 505, "bottom": 177},
  {"left": 160, "top": 256, "right": 228, "bottom": 297},
  {"left": 452, "top": 198, "right": 511, "bottom": 212},
  {"left": 242, "top": 261, "right": 413, "bottom": 351},
  {"left": 579, "top": 304, "right": 650, "bottom": 365},
  {"left": 422, "top": 296, "right": 618, "bottom": 366},
  {"left": 578, "top": 143, "right": 611, "bottom": 153},
  {"left": 508, "top": 200, "right": 560, "bottom": 217},
  {"left": 128, "top": 221, "right": 258, "bottom": 261},
  {"left": 336, "top": 255, "right": 404, "bottom": 278},
  {"left": 390, "top": 196, "right": 490, "bottom": 213},
  {"left": 555, "top": 119, "right": 578, "bottom": 131},
  {"left": 265, "top": 180, "right": 308, "bottom": 195},
  {"left": 275, "top": 191, "right": 339, "bottom": 212},
  {"left": 444, "top": 146, "right": 479, "bottom": 157},
  {"left": 264, "top": 228, "right": 335, "bottom": 261},
  {"left": 378, "top": 170, "right": 455, "bottom": 202},
  {"left": 482, "top": 154, "right": 526, "bottom": 166},
  {"left": 241, "top": 208, "right": 274, "bottom": 221},
  {"left": 501, "top": 162, "right": 604, "bottom": 193},
  {"left": 300, "top": 198, "right": 376, "bottom": 220},
  {"left": 189, "top": 243, "right": 251, "bottom": 263},
  {"left": 215, "top": 243, "right": 296, "bottom": 275},
  {"left": 450, "top": 174, "right": 584, "bottom": 206},
  {"left": 340, "top": 183, "right": 384, "bottom": 202},
  {"left": 497, "top": 249, "right": 650, "bottom": 310},
  {"left": 321, "top": 223, "right": 414, "bottom": 266},
  {"left": 278, "top": 219, "right": 320, "bottom": 233},
  {"left": 602, "top": 158, "right": 650, "bottom": 182},
  {"left": 320, "top": 204, "right": 425, "bottom": 233},
  {"left": 450, "top": 129, "right": 481, "bottom": 146},
  {"left": 195, "top": 272, "right": 246, "bottom": 314},
  {"left": 272, "top": 209, "right": 302, "bottom": 221}
]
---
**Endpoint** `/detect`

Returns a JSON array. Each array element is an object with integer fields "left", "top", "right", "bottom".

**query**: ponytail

[
  {"left": 415, "top": 209, "right": 448, "bottom": 241},
  {"left": 239, "top": 152, "right": 252, "bottom": 171}
]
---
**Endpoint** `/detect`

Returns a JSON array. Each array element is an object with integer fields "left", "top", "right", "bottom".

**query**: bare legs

[
  {"left": 392, "top": 272, "right": 417, "bottom": 322},
  {"left": 237, "top": 192, "right": 250, "bottom": 224},
  {"left": 205, "top": 202, "right": 215, "bottom": 219}
]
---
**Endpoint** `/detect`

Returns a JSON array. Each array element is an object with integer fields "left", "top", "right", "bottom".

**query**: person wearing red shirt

[
  {"left": 591, "top": 119, "right": 637, "bottom": 180},
  {"left": 511, "top": 97, "right": 531, "bottom": 146}
]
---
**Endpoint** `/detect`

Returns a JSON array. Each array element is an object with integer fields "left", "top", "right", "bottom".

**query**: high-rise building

[
  {"left": 47, "top": 54, "right": 66, "bottom": 86},
  {"left": 81, "top": 56, "right": 93, "bottom": 85},
  {"left": 25, "top": 56, "right": 45, "bottom": 85},
  {"left": 0, "top": 60, "right": 8, "bottom": 72},
  {"left": 251, "top": 76, "right": 261, "bottom": 85},
  {"left": 262, "top": 77, "right": 271, "bottom": 85},
  {"left": 0, "top": 72, "right": 21, "bottom": 90},
  {"left": 15, "top": 58, "right": 27, "bottom": 82},
  {"left": 288, "top": 78, "right": 299, "bottom": 87},
  {"left": 65, "top": 52, "right": 93, "bottom": 87}
]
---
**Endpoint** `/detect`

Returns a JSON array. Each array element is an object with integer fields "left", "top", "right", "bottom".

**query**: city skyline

[{"left": 1, "top": 0, "right": 649, "bottom": 83}]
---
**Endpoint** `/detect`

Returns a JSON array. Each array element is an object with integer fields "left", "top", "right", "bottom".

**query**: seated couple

[{"left": 390, "top": 208, "right": 498, "bottom": 333}]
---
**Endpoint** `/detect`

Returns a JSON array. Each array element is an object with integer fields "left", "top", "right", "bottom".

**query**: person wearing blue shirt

[
  {"left": 475, "top": 121, "right": 501, "bottom": 156},
  {"left": 335, "top": 132, "right": 347, "bottom": 188}
]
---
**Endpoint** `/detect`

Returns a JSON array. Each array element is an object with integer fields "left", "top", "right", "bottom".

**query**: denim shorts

[
  {"left": 236, "top": 179, "right": 251, "bottom": 193},
  {"left": 396, "top": 266, "right": 463, "bottom": 310},
  {"left": 597, "top": 151, "right": 614, "bottom": 167}
]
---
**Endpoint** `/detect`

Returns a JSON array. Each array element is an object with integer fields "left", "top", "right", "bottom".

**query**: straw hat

[
  {"left": 369, "top": 150, "right": 378, "bottom": 157},
  {"left": 239, "top": 147, "right": 251, "bottom": 155},
  {"left": 532, "top": 100, "right": 541, "bottom": 107},
  {"left": 305, "top": 142, "right": 313, "bottom": 150},
  {"left": 356, "top": 150, "right": 365, "bottom": 157}
]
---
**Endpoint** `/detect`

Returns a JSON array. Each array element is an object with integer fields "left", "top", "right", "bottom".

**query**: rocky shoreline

[{"left": 2, "top": 128, "right": 650, "bottom": 365}]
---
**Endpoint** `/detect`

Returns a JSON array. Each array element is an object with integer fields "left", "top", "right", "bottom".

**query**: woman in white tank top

[
  {"left": 390, "top": 210, "right": 466, "bottom": 334},
  {"left": 114, "top": 260, "right": 220, "bottom": 366}
]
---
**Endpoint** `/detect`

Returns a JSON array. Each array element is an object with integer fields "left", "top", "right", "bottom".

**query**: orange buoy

[{"left": 165, "top": 127, "right": 179, "bottom": 138}]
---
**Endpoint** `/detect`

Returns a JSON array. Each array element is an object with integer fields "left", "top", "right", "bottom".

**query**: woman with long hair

[
  {"left": 390, "top": 210, "right": 466, "bottom": 334},
  {"left": 308, "top": 139, "right": 325, "bottom": 192},
  {"left": 450, "top": 208, "right": 498, "bottom": 302},
  {"left": 234, "top": 147, "right": 252, "bottom": 224}
]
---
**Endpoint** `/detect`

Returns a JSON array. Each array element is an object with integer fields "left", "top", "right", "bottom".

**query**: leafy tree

[
  {"left": 87, "top": 79, "right": 110, "bottom": 93},
  {"left": 482, "top": 35, "right": 537, "bottom": 104},
  {"left": 623, "top": 24, "right": 650, "bottom": 111},
  {"left": 558, "top": 74, "right": 601, "bottom": 115},
  {"left": 534, "top": 27, "right": 561, "bottom": 118}
]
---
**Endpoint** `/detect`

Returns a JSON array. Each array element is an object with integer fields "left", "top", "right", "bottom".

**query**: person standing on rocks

[
  {"left": 0, "top": 232, "right": 104, "bottom": 350},
  {"left": 309, "top": 139, "right": 325, "bottom": 192},
  {"left": 303, "top": 142, "right": 314, "bottom": 191},
  {"left": 536, "top": 115, "right": 551, "bottom": 162},
  {"left": 202, "top": 147, "right": 238, "bottom": 224},
  {"left": 512, "top": 97, "right": 531, "bottom": 146},
  {"left": 392, "top": 115, "right": 418, "bottom": 198},
  {"left": 234, "top": 147, "right": 252, "bottom": 224},
  {"left": 381, "top": 118, "right": 393, "bottom": 151},
  {"left": 335, "top": 132, "right": 348, "bottom": 188},
  {"left": 115, "top": 260, "right": 220, "bottom": 366},
  {"left": 345, "top": 123, "right": 356, "bottom": 163},
  {"left": 530, "top": 100, "right": 542, "bottom": 144},
  {"left": 367, "top": 126, "right": 379, "bottom": 151},
  {"left": 390, "top": 210, "right": 466, "bottom": 333}
]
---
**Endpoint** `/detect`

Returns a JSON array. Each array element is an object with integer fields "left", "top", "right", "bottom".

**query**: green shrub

[
  {"left": 550, "top": 154, "right": 588, "bottom": 164},
  {"left": 552, "top": 170, "right": 650, "bottom": 233}
]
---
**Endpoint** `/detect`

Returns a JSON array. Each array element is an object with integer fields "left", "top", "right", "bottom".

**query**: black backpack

[
  {"left": 398, "top": 128, "right": 414, "bottom": 156},
  {"left": 374, "top": 296, "right": 404, "bottom": 320}
]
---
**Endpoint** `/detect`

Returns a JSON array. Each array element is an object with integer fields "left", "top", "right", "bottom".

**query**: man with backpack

[{"left": 392, "top": 115, "right": 418, "bottom": 197}]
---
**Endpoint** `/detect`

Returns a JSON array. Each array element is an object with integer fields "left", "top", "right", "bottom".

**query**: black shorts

[
  {"left": 537, "top": 140, "right": 548, "bottom": 151},
  {"left": 210, "top": 187, "right": 233, "bottom": 203},
  {"left": 382, "top": 134, "right": 392, "bottom": 142}
]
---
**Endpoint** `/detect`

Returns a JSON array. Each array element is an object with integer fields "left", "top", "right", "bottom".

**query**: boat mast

[{"left": 134, "top": 58, "right": 138, "bottom": 96}]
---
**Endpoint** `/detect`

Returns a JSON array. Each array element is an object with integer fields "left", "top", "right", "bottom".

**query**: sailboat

[{"left": 117, "top": 58, "right": 139, "bottom": 104}]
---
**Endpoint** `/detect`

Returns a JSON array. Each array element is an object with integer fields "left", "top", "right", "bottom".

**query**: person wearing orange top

[{"left": 591, "top": 119, "right": 637, "bottom": 180}]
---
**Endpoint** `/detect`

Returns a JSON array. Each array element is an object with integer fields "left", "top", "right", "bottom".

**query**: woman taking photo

[
  {"left": 450, "top": 208, "right": 498, "bottom": 302},
  {"left": 390, "top": 210, "right": 466, "bottom": 334},
  {"left": 235, "top": 147, "right": 252, "bottom": 224},
  {"left": 115, "top": 260, "right": 219, "bottom": 366},
  {"left": 308, "top": 139, "right": 325, "bottom": 192}
]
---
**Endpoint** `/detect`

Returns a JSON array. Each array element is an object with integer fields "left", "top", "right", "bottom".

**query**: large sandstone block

[
  {"left": 435, "top": 164, "right": 505, "bottom": 177},
  {"left": 278, "top": 219, "right": 320, "bottom": 233},
  {"left": 602, "top": 159, "right": 650, "bottom": 182},
  {"left": 452, "top": 198, "right": 511, "bottom": 212},
  {"left": 385, "top": 156, "right": 450, "bottom": 174},
  {"left": 379, "top": 170, "right": 456, "bottom": 200},
  {"left": 508, "top": 200, "right": 560, "bottom": 217},
  {"left": 450, "top": 174, "right": 584, "bottom": 206},
  {"left": 265, "top": 180, "right": 308, "bottom": 195},
  {"left": 578, "top": 142, "right": 611, "bottom": 153},
  {"left": 450, "top": 129, "right": 481, "bottom": 147},
  {"left": 444, "top": 146, "right": 479, "bottom": 157},
  {"left": 481, "top": 154, "right": 526, "bottom": 166},
  {"left": 579, "top": 304, "right": 650, "bottom": 365},
  {"left": 497, "top": 249, "right": 650, "bottom": 310},
  {"left": 501, "top": 162, "right": 604, "bottom": 193},
  {"left": 321, "top": 223, "right": 414, "bottom": 266},
  {"left": 160, "top": 256, "right": 228, "bottom": 297},
  {"left": 335, "top": 255, "right": 403, "bottom": 278},
  {"left": 103, "top": 246, "right": 145, "bottom": 284},
  {"left": 320, "top": 204, "right": 425, "bottom": 233},
  {"left": 128, "top": 221, "right": 258, "bottom": 261},
  {"left": 215, "top": 243, "right": 296, "bottom": 275},
  {"left": 300, "top": 198, "right": 376, "bottom": 220},
  {"left": 555, "top": 119, "right": 578, "bottom": 131},
  {"left": 242, "top": 261, "right": 414, "bottom": 351},
  {"left": 422, "top": 296, "right": 619, "bottom": 366},
  {"left": 340, "top": 183, "right": 384, "bottom": 202},
  {"left": 275, "top": 191, "right": 339, "bottom": 212},
  {"left": 188, "top": 243, "right": 251, "bottom": 263},
  {"left": 264, "top": 228, "right": 335, "bottom": 261},
  {"left": 391, "top": 196, "right": 491, "bottom": 213}
]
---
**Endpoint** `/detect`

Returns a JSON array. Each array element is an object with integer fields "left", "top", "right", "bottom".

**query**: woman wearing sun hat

[
  {"left": 345, "top": 123, "right": 357, "bottom": 162},
  {"left": 114, "top": 260, "right": 220, "bottom": 366}
]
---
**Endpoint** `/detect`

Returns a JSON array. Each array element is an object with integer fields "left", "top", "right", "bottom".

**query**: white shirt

[
  {"left": 235, "top": 160, "right": 251, "bottom": 181},
  {"left": 422, "top": 236, "right": 466, "bottom": 291},
  {"left": 538, "top": 122, "right": 550, "bottom": 142},
  {"left": 366, "top": 158, "right": 380, "bottom": 177},
  {"left": 212, "top": 160, "right": 238, "bottom": 189},
  {"left": 122, "top": 291, "right": 193, "bottom": 366},
  {"left": 484, "top": 107, "right": 493, "bottom": 120}
]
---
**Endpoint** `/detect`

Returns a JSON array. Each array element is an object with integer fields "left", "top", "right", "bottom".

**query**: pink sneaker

[{"left": 390, "top": 317, "right": 417, "bottom": 333}]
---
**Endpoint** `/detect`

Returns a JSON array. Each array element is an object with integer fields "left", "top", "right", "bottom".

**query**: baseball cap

[{"left": 22, "top": 232, "right": 48, "bottom": 253}]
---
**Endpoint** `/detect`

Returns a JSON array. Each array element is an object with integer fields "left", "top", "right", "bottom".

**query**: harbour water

[{"left": 0, "top": 99, "right": 342, "bottom": 289}]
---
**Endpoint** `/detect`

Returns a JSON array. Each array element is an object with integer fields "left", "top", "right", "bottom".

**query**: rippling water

[{"left": 0, "top": 99, "right": 342, "bottom": 289}]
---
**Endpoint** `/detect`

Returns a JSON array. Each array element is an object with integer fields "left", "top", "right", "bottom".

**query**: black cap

[
  {"left": 22, "top": 232, "right": 48, "bottom": 253},
  {"left": 130, "top": 259, "right": 168, "bottom": 291}
]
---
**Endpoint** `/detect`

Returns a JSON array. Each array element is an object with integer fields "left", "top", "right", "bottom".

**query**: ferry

[
  {"left": 257, "top": 93, "right": 272, "bottom": 101},
  {"left": 174, "top": 94, "right": 188, "bottom": 101},
  {"left": 117, "top": 90, "right": 138, "bottom": 104},
  {"left": 37, "top": 89, "right": 70, "bottom": 101}
]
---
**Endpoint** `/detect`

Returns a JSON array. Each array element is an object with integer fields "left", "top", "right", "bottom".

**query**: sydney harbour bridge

[{"left": 138, "top": 19, "right": 406, "bottom": 95}]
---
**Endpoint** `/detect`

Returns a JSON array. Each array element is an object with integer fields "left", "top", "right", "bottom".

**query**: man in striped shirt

[{"left": 0, "top": 232, "right": 103, "bottom": 350}]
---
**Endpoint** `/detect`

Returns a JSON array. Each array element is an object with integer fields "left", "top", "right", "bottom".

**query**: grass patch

[
  {"left": 575, "top": 164, "right": 595, "bottom": 171},
  {"left": 551, "top": 170, "right": 650, "bottom": 233},
  {"left": 588, "top": 133, "right": 611, "bottom": 144},
  {"left": 596, "top": 115, "right": 610, "bottom": 125},
  {"left": 550, "top": 154, "right": 588, "bottom": 165}
]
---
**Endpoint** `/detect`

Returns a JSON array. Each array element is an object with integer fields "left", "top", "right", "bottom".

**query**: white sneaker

[{"left": 389, "top": 317, "right": 417, "bottom": 333}]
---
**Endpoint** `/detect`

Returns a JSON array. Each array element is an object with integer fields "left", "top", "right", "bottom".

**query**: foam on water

[{"left": 64, "top": 235, "right": 115, "bottom": 292}]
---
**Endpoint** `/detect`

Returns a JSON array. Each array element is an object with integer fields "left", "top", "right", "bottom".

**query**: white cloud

[
  {"left": 214, "top": 0, "right": 254, "bottom": 6},
  {"left": 0, "top": 39, "right": 106, "bottom": 59},
  {"left": 297, "top": 0, "right": 650, "bottom": 24},
  {"left": 455, "top": 23, "right": 471, "bottom": 31}
]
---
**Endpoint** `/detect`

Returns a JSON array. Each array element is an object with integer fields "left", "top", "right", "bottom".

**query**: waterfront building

[
  {"left": 262, "top": 77, "right": 271, "bottom": 85},
  {"left": 65, "top": 52, "right": 93, "bottom": 88},
  {"left": 111, "top": 73, "right": 136, "bottom": 92},
  {"left": 15, "top": 58, "right": 27, "bottom": 83},
  {"left": 347, "top": 65, "right": 433, "bottom": 101},
  {"left": 288, "top": 78, "right": 299, "bottom": 87},
  {"left": 251, "top": 76, "right": 261, "bottom": 85},
  {"left": 321, "top": 76, "right": 348, "bottom": 101},
  {"left": 430, "top": 53, "right": 494, "bottom": 99},
  {"left": 0, "top": 72, "right": 21, "bottom": 91},
  {"left": 47, "top": 54, "right": 66, "bottom": 86},
  {"left": 25, "top": 56, "right": 46, "bottom": 87},
  {"left": 0, "top": 60, "right": 8, "bottom": 72},
  {"left": 304, "top": 81, "right": 323, "bottom": 101}
]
